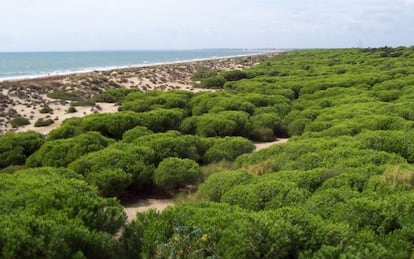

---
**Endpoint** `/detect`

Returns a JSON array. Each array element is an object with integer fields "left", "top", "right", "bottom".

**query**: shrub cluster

[{"left": 4, "top": 47, "right": 414, "bottom": 257}]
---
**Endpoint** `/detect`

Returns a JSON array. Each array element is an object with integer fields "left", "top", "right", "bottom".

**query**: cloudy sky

[{"left": 1, "top": 0, "right": 413, "bottom": 51}]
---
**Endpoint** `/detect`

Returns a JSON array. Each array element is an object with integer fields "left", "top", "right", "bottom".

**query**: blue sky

[{"left": 1, "top": 0, "right": 413, "bottom": 51}]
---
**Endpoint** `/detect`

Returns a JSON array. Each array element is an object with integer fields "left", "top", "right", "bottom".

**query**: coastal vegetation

[
  {"left": 9, "top": 117, "right": 30, "bottom": 128},
  {"left": 34, "top": 118, "right": 55, "bottom": 127},
  {"left": 2, "top": 47, "right": 414, "bottom": 257}
]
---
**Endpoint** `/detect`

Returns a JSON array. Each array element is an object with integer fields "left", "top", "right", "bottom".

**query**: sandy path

[
  {"left": 123, "top": 198, "right": 175, "bottom": 223},
  {"left": 254, "top": 138, "right": 289, "bottom": 152}
]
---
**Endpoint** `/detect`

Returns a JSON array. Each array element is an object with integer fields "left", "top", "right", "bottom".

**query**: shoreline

[
  {"left": 0, "top": 52, "right": 279, "bottom": 135},
  {"left": 0, "top": 51, "right": 282, "bottom": 83}
]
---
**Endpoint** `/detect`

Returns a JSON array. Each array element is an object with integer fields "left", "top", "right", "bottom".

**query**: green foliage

[
  {"left": 200, "top": 160, "right": 234, "bottom": 178},
  {"left": 221, "top": 180, "right": 308, "bottom": 211},
  {"left": 34, "top": 118, "right": 54, "bottom": 127},
  {"left": 359, "top": 130, "right": 414, "bottom": 162},
  {"left": 197, "top": 170, "right": 254, "bottom": 202},
  {"left": 155, "top": 225, "right": 219, "bottom": 258},
  {"left": 0, "top": 167, "right": 125, "bottom": 258},
  {"left": 0, "top": 131, "right": 45, "bottom": 169},
  {"left": 191, "top": 68, "right": 218, "bottom": 81},
  {"left": 122, "top": 126, "right": 153, "bottom": 142},
  {"left": 194, "top": 114, "right": 237, "bottom": 137},
  {"left": 131, "top": 131, "right": 200, "bottom": 163},
  {"left": 198, "top": 70, "right": 246, "bottom": 89},
  {"left": 47, "top": 91, "right": 96, "bottom": 106},
  {"left": 153, "top": 157, "right": 201, "bottom": 191},
  {"left": 121, "top": 90, "right": 192, "bottom": 112},
  {"left": 26, "top": 131, "right": 114, "bottom": 168},
  {"left": 189, "top": 92, "right": 257, "bottom": 115},
  {"left": 200, "top": 75, "right": 226, "bottom": 88},
  {"left": 95, "top": 88, "right": 138, "bottom": 103},
  {"left": 77, "top": 109, "right": 185, "bottom": 139},
  {"left": 204, "top": 137, "right": 255, "bottom": 163},
  {"left": 10, "top": 117, "right": 30, "bottom": 128},
  {"left": 86, "top": 169, "right": 133, "bottom": 197},
  {"left": 79, "top": 111, "right": 144, "bottom": 139},
  {"left": 69, "top": 145, "right": 155, "bottom": 194},
  {"left": 39, "top": 105, "right": 53, "bottom": 114},
  {"left": 6, "top": 47, "right": 414, "bottom": 256},
  {"left": 183, "top": 111, "right": 251, "bottom": 138},
  {"left": 67, "top": 106, "right": 77, "bottom": 113},
  {"left": 222, "top": 70, "right": 247, "bottom": 81},
  {"left": 47, "top": 118, "right": 82, "bottom": 140},
  {"left": 249, "top": 113, "right": 287, "bottom": 140}
]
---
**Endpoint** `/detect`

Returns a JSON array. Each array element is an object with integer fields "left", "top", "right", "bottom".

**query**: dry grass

[
  {"left": 248, "top": 160, "right": 276, "bottom": 175},
  {"left": 200, "top": 160, "right": 234, "bottom": 178},
  {"left": 381, "top": 165, "right": 414, "bottom": 189}
]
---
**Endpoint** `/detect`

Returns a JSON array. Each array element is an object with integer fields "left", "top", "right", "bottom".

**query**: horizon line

[{"left": 0, "top": 48, "right": 284, "bottom": 54}]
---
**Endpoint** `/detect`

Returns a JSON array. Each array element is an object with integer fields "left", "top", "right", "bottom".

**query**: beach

[{"left": 0, "top": 52, "right": 279, "bottom": 135}]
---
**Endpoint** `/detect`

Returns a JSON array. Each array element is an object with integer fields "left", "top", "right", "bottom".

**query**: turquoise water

[{"left": 0, "top": 49, "right": 267, "bottom": 81}]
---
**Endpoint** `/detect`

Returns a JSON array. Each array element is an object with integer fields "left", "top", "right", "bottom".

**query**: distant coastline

[
  {"left": 0, "top": 52, "right": 279, "bottom": 135},
  {"left": 0, "top": 49, "right": 282, "bottom": 83}
]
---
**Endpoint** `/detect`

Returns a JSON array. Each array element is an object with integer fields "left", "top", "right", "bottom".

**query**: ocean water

[{"left": 0, "top": 49, "right": 268, "bottom": 81}]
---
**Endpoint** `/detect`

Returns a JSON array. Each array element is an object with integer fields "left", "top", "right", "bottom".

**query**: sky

[{"left": 1, "top": 0, "right": 414, "bottom": 51}]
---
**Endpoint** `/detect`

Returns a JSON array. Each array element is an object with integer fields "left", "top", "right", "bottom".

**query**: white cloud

[{"left": 0, "top": 0, "right": 413, "bottom": 51}]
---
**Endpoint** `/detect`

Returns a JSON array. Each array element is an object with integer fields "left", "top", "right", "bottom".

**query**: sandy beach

[{"left": 0, "top": 52, "right": 278, "bottom": 135}]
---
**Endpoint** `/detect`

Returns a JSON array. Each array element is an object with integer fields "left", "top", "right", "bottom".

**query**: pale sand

[
  {"left": 123, "top": 199, "right": 175, "bottom": 223},
  {"left": 15, "top": 99, "right": 118, "bottom": 135},
  {"left": 254, "top": 138, "right": 289, "bottom": 152}
]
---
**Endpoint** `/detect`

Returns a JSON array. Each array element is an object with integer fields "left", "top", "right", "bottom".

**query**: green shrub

[
  {"left": 121, "top": 90, "right": 192, "bottom": 112},
  {"left": 153, "top": 157, "right": 201, "bottom": 191},
  {"left": 222, "top": 70, "right": 247, "bottom": 81},
  {"left": 221, "top": 180, "right": 300, "bottom": 211},
  {"left": 250, "top": 127, "right": 276, "bottom": 142},
  {"left": 287, "top": 117, "right": 312, "bottom": 136},
  {"left": 69, "top": 145, "right": 155, "bottom": 193},
  {"left": 95, "top": 88, "right": 138, "bottom": 103},
  {"left": 0, "top": 165, "right": 27, "bottom": 174},
  {"left": 0, "top": 167, "right": 125, "bottom": 258},
  {"left": 122, "top": 126, "right": 153, "bottom": 142},
  {"left": 47, "top": 118, "right": 82, "bottom": 140},
  {"left": 10, "top": 117, "right": 30, "bottom": 128},
  {"left": 0, "top": 131, "right": 45, "bottom": 169},
  {"left": 26, "top": 131, "right": 114, "bottom": 168},
  {"left": 200, "top": 75, "right": 226, "bottom": 88},
  {"left": 67, "top": 106, "right": 77, "bottom": 113},
  {"left": 39, "top": 105, "right": 53, "bottom": 114},
  {"left": 204, "top": 137, "right": 255, "bottom": 163},
  {"left": 79, "top": 112, "right": 143, "bottom": 139},
  {"left": 200, "top": 160, "right": 234, "bottom": 178},
  {"left": 197, "top": 170, "right": 254, "bottom": 201},
  {"left": 132, "top": 132, "right": 200, "bottom": 164},
  {"left": 34, "top": 118, "right": 54, "bottom": 127},
  {"left": 192, "top": 68, "right": 218, "bottom": 81},
  {"left": 196, "top": 115, "right": 237, "bottom": 137},
  {"left": 47, "top": 90, "right": 82, "bottom": 101},
  {"left": 86, "top": 169, "right": 133, "bottom": 197}
]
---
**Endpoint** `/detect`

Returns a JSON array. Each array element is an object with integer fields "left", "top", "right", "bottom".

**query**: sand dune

[{"left": 0, "top": 53, "right": 278, "bottom": 135}]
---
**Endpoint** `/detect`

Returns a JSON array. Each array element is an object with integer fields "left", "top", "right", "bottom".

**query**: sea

[{"left": 0, "top": 49, "right": 271, "bottom": 81}]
